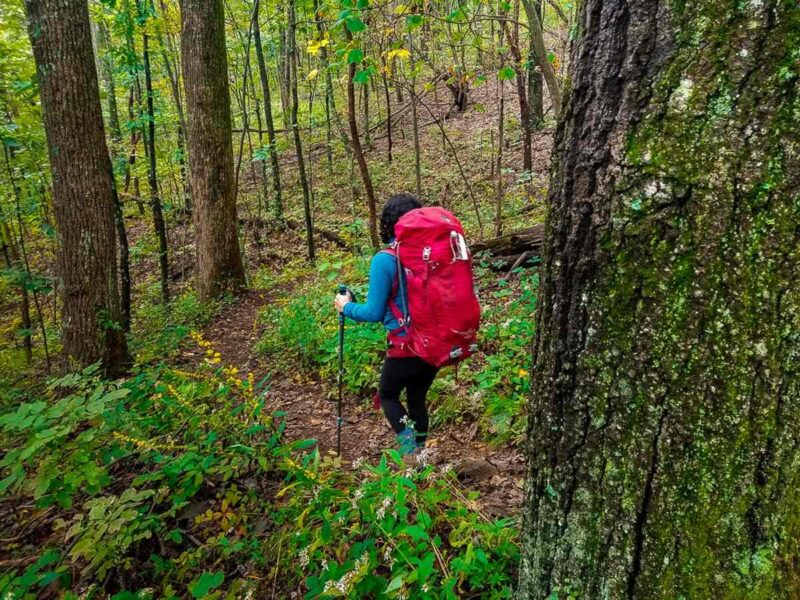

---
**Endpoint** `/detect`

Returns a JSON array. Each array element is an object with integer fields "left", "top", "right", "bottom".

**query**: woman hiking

[{"left": 333, "top": 193, "right": 438, "bottom": 456}]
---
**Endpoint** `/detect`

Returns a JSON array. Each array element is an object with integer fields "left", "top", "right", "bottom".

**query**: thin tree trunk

[
  {"left": 24, "top": 0, "right": 130, "bottom": 374},
  {"left": 494, "top": 80, "right": 505, "bottom": 237},
  {"left": 140, "top": 8, "right": 170, "bottom": 303},
  {"left": 93, "top": 18, "right": 132, "bottom": 331},
  {"left": 382, "top": 69, "right": 393, "bottom": 163},
  {"left": 0, "top": 217, "right": 32, "bottom": 365},
  {"left": 408, "top": 33, "right": 422, "bottom": 197},
  {"left": 156, "top": 20, "right": 191, "bottom": 214},
  {"left": 253, "top": 0, "right": 284, "bottom": 221},
  {"left": 111, "top": 182, "right": 131, "bottom": 331},
  {"left": 287, "top": 0, "right": 315, "bottom": 260},
  {"left": 520, "top": 0, "right": 800, "bottom": 597},
  {"left": 181, "top": 0, "right": 247, "bottom": 300},
  {"left": 312, "top": 0, "right": 349, "bottom": 153},
  {"left": 231, "top": 3, "right": 256, "bottom": 207},
  {"left": 503, "top": 17, "right": 532, "bottom": 172},
  {"left": 277, "top": 26, "right": 290, "bottom": 127},
  {"left": 344, "top": 28, "right": 379, "bottom": 250},
  {"left": 527, "top": 2, "right": 544, "bottom": 126},
  {"left": 363, "top": 76, "right": 371, "bottom": 148},
  {"left": 520, "top": 0, "right": 561, "bottom": 116}
]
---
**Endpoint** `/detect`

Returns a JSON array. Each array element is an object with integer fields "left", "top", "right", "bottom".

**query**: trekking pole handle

[{"left": 336, "top": 284, "right": 351, "bottom": 324}]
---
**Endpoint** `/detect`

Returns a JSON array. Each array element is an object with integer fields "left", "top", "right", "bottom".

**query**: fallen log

[
  {"left": 482, "top": 252, "right": 540, "bottom": 272},
  {"left": 285, "top": 219, "right": 350, "bottom": 249},
  {"left": 471, "top": 224, "right": 545, "bottom": 256},
  {"left": 238, "top": 217, "right": 350, "bottom": 250}
]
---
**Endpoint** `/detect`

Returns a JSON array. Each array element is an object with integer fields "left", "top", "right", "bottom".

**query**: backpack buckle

[{"left": 422, "top": 246, "right": 431, "bottom": 261}]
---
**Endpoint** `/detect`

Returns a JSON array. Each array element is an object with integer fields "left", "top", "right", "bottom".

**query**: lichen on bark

[{"left": 520, "top": 0, "right": 800, "bottom": 597}]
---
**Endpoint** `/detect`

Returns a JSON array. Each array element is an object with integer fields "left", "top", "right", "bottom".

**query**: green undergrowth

[
  {"left": 130, "top": 289, "right": 220, "bottom": 364},
  {"left": 270, "top": 451, "right": 519, "bottom": 598},
  {"left": 256, "top": 251, "right": 537, "bottom": 444},
  {"left": 0, "top": 343, "right": 519, "bottom": 598}
]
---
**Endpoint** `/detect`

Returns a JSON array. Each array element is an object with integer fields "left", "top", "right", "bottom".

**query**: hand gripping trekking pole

[{"left": 336, "top": 284, "right": 347, "bottom": 455}]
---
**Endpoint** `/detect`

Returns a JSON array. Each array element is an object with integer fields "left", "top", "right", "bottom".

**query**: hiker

[
  {"left": 335, "top": 193, "right": 481, "bottom": 457},
  {"left": 334, "top": 193, "right": 436, "bottom": 455}
]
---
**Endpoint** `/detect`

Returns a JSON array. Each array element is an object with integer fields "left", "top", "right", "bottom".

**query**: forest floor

[{"left": 181, "top": 286, "right": 527, "bottom": 518}]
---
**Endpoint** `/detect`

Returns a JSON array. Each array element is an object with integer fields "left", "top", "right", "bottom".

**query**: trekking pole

[{"left": 336, "top": 284, "right": 347, "bottom": 455}]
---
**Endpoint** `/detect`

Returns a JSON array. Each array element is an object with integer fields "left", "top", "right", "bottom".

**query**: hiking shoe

[{"left": 397, "top": 427, "right": 417, "bottom": 455}]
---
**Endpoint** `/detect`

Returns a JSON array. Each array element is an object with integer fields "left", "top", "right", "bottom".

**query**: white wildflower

[
  {"left": 299, "top": 546, "right": 310, "bottom": 568},
  {"left": 351, "top": 488, "right": 364, "bottom": 508}
]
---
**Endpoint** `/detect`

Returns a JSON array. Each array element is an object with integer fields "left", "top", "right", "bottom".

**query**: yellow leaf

[
  {"left": 387, "top": 48, "right": 411, "bottom": 61},
  {"left": 518, "top": 368, "right": 528, "bottom": 377},
  {"left": 307, "top": 68, "right": 319, "bottom": 81},
  {"left": 394, "top": 3, "right": 409, "bottom": 14}
]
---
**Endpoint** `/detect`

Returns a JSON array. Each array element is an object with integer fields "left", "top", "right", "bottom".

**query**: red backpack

[{"left": 383, "top": 206, "right": 480, "bottom": 367}]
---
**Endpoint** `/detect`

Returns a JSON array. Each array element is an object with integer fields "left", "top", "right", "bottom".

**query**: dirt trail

[{"left": 191, "top": 290, "right": 525, "bottom": 517}]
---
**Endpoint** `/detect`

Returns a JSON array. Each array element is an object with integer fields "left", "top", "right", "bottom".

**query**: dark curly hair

[{"left": 380, "top": 193, "right": 422, "bottom": 243}]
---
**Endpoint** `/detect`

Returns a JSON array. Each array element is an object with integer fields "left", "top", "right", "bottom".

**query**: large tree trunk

[
  {"left": 520, "top": 0, "right": 800, "bottom": 598},
  {"left": 24, "top": 0, "right": 130, "bottom": 375},
  {"left": 181, "top": 0, "right": 246, "bottom": 301}
]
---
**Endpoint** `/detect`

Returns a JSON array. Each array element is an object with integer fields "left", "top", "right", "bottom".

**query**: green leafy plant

[{"left": 271, "top": 450, "right": 519, "bottom": 598}]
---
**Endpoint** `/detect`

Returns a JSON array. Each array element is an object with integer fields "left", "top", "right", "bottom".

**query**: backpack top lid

[{"left": 394, "top": 206, "right": 464, "bottom": 241}]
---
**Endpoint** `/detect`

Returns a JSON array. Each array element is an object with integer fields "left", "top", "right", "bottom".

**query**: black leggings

[{"left": 379, "top": 356, "right": 438, "bottom": 444}]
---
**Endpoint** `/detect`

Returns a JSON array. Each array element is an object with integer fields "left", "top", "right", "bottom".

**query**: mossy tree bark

[
  {"left": 520, "top": 0, "right": 800, "bottom": 598},
  {"left": 181, "top": 0, "right": 246, "bottom": 301},
  {"left": 24, "top": 0, "right": 130, "bottom": 375}
]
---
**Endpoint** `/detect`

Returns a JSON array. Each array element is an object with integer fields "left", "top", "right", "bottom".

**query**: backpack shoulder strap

[{"left": 378, "top": 245, "right": 407, "bottom": 326}]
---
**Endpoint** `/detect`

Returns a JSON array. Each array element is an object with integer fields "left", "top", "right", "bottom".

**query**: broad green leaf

[
  {"left": 189, "top": 571, "right": 224, "bottom": 598},
  {"left": 402, "top": 524, "right": 429, "bottom": 540},
  {"left": 498, "top": 66, "right": 516, "bottom": 81},
  {"left": 354, "top": 69, "right": 372, "bottom": 83},
  {"left": 347, "top": 48, "right": 364, "bottom": 63},
  {"left": 406, "top": 14, "right": 423, "bottom": 29},
  {"left": 346, "top": 17, "right": 366, "bottom": 33}
]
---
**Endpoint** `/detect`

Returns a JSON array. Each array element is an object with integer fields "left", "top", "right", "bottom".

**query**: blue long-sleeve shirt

[{"left": 343, "top": 250, "right": 408, "bottom": 334}]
